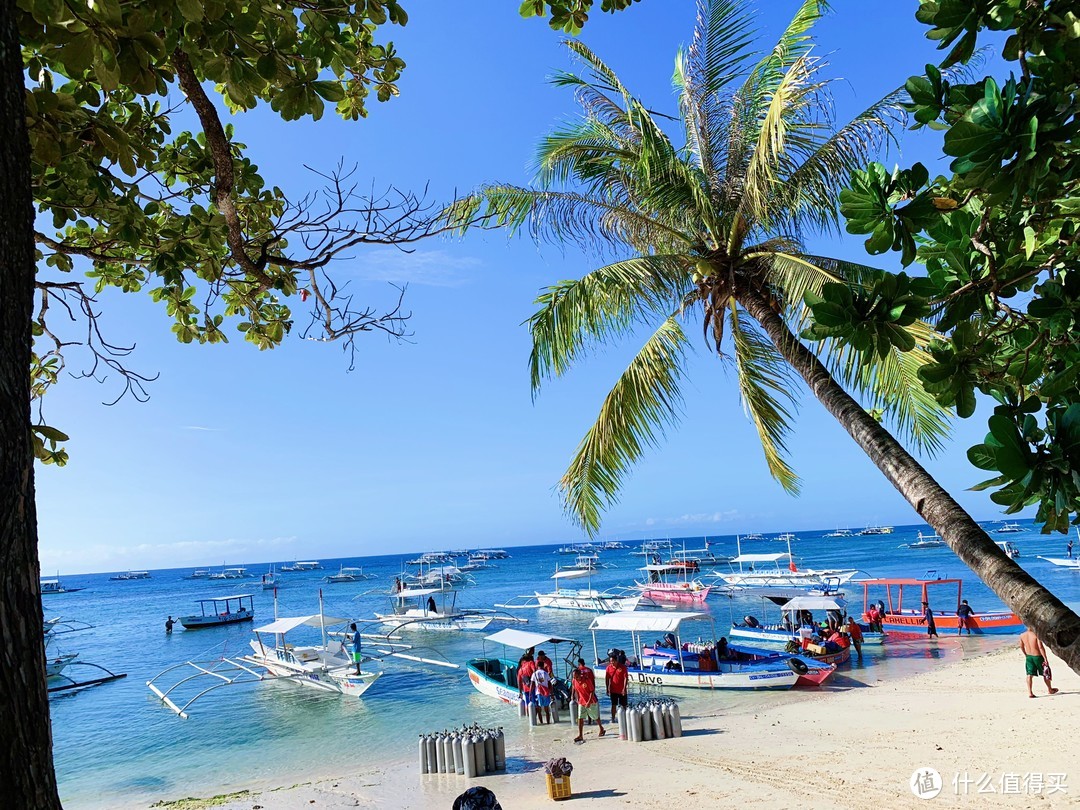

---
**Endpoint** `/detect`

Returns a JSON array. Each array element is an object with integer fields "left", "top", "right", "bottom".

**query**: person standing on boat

[
  {"left": 956, "top": 600, "right": 975, "bottom": 635},
  {"left": 1068, "top": 538, "right": 1074, "bottom": 560},
  {"left": 921, "top": 601, "right": 938, "bottom": 638},
  {"left": 350, "top": 623, "right": 363, "bottom": 675},
  {"left": 165, "top": 616, "right": 175, "bottom": 634},
  {"left": 604, "top": 653, "right": 629, "bottom": 723},
  {"left": 571, "top": 658, "right": 605, "bottom": 743},
  {"left": 1019, "top": 627, "right": 1059, "bottom": 698}
]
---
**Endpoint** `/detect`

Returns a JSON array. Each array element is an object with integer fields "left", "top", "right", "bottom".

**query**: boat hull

[
  {"left": 636, "top": 585, "right": 711, "bottom": 603},
  {"left": 535, "top": 592, "right": 641, "bottom": 612},
  {"left": 244, "top": 646, "right": 380, "bottom": 697},
  {"left": 180, "top": 612, "right": 254, "bottom": 629},
  {"left": 728, "top": 625, "right": 885, "bottom": 646},
  {"left": 375, "top": 612, "right": 493, "bottom": 632},
  {"left": 616, "top": 664, "right": 797, "bottom": 690},
  {"left": 466, "top": 658, "right": 522, "bottom": 705},
  {"left": 881, "top": 611, "right": 1023, "bottom": 635}
]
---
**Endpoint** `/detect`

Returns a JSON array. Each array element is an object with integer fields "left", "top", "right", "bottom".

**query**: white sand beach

[{"left": 147, "top": 644, "right": 1078, "bottom": 810}]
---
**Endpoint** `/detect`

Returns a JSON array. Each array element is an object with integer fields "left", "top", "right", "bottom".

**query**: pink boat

[{"left": 636, "top": 564, "right": 712, "bottom": 603}]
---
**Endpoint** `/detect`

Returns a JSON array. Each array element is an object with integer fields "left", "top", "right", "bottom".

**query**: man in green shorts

[
  {"left": 571, "top": 658, "right": 605, "bottom": 743},
  {"left": 350, "top": 623, "right": 363, "bottom": 676},
  {"left": 1019, "top": 626, "right": 1058, "bottom": 698}
]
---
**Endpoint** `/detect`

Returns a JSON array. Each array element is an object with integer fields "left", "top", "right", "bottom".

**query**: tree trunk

[
  {"left": 0, "top": 0, "right": 64, "bottom": 806},
  {"left": 739, "top": 288, "right": 1080, "bottom": 673}
]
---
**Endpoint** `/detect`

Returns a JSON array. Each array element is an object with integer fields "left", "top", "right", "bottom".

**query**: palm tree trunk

[
  {"left": 739, "top": 289, "right": 1080, "bottom": 673},
  {"left": 1, "top": 0, "right": 64, "bottom": 805}
]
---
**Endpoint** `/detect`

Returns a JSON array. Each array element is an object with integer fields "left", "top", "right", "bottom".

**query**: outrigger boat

[
  {"left": 635, "top": 564, "right": 711, "bottom": 604},
  {"left": 179, "top": 594, "right": 255, "bottom": 629},
  {"left": 183, "top": 569, "right": 212, "bottom": 580},
  {"left": 280, "top": 561, "right": 322, "bottom": 572},
  {"left": 325, "top": 566, "right": 377, "bottom": 583},
  {"left": 40, "top": 576, "right": 84, "bottom": 595},
  {"left": 587, "top": 612, "right": 819, "bottom": 690},
  {"left": 861, "top": 577, "right": 1023, "bottom": 635},
  {"left": 374, "top": 582, "right": 521, "bottom": 632},
  {"left": 901, "top": 532, "right": 946, "bottom": 550},
  {"left": 44, "top": 618, "right": 126, "bottom": 694},
  {"left": 495, "top": 567, "right": 642, "bottom": 613},
  {"left": 996, "top": 522, "right": 1025, "bottom": 534},
  {"left": 109, "top": 570, "right": 151, "bottom": 581},
  {"left": 709, "top": 536, "right": 858, "bottom": 588},
  {"left": 466, "top": 628, "right": 579, "bottom": 706},
  {"left": 1037, "top": 556, "right": 1080, "bottom": 569},
  {"left": 728, "top": 595, "right": 885, "bottom": 646}
]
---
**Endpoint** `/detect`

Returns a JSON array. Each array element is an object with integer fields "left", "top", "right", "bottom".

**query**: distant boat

[
  {"left": 1037, "top": 556, "right": 1080, "bottom": 569},
  {"left": 775, "top": 532, "right": 799, "bottom": 543},
  {"left": 40, "top": 576, "right": 84, "bottom": 595},
  {"left": 374, "top": 582, "right": 507, "bottom": 632},
  {"left": 859, "top": 526, "right": 894, "bottom": 536},
  {"left": 208, "top": 566, "right": 251, "bottom": 580},
  {"left": 280, "top": 561, "right": 322, "bottom": 572},
  {"left": 178, "top": 594, "right": 255, "bottom": 629},
  {"left": 741, "top": 533, "right": 766, "bottom": 542},
  {"left": 183, "top": 569, "right": 211, "bottom": 580},
  {"left": 823, "top": 528, "right": 853, "bottom": 538},
  {"left": 902, "top": 532, "right": 946, "bottom": 550},
  {"left": 260, "top": 568, "right": 278, "bottom": 590},
  {"left": 494, "top": 566, "right": 641, "bottom": 613},
  {"left": 996, "top": 541, "right": 1020, "bottom": 559},
  {"left": 324, "top": 566, "right": 378, "bottom": 583},
  {"left": 109, "top": 571, "right": 151, "bottom": 581},
  {"left": 995, "top": 522, "right": 1024, "bottom": 534}
]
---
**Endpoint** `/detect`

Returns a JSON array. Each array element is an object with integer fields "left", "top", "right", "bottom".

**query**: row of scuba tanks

[
  {"left": 615, "top": 698, "right": 683, "bottom": 742},
  {"left": 518, "top": 695, "right": 568, "bottom": 725},
  {"left": 418, "top": 725, "right": 507, "bottom": 777}
]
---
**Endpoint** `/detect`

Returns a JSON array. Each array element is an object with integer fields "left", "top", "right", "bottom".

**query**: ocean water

[{"left": 44, "top": 523, "right": 1080, "bottom": 808}]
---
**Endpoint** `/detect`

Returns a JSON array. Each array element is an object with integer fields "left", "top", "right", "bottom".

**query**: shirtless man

[{"left": 1019, "top": 627, "right": 1059, "bottom": 698}]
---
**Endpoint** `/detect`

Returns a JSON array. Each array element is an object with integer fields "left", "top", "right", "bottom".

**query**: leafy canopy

[
  {"left": 806, "top": 0, "right": 1080, "bottom": 531},
  {"left": 453, "top": 0, "right": 949, "bottom": 533}
]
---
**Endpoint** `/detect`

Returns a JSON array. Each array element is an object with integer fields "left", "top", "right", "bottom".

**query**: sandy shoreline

[{"left": 142, "top": 644, "right": 1077, "bottom": 809}]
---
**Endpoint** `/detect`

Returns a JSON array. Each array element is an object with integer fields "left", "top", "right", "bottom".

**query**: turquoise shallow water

[{"left": 44, "top": 523, "right": 1080, "bottom": 808}]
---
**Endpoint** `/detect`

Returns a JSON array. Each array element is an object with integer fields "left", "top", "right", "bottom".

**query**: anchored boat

[
  {"left": 179, "top": 594, "right": 255, "bottom": 629},
  {"left": 861, "top": 577, "right": 1023, "bottom": 635},
  {"left": 466, "top": 627, "right": 580, "bottom": 706},
  {"left": 495, "top": 567, "right": 641, "bottom": 613}
]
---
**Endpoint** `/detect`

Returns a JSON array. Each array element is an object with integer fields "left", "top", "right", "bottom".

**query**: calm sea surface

[{"left": 44, "top": 523, "right": 1080, "bottom": 808}]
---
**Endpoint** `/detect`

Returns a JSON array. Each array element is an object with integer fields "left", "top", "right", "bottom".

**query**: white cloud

[
  {"left": 356, "top": 249, "right": 480, "bottom": 287},
  {"left": 182, "top": 425, "right": 221, "bottom": 431}
]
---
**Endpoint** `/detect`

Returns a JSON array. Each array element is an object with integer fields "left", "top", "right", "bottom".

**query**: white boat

[
  {"left": 711, "top": 535, "right": 857, "bottom": 588},
  {"left": 859, "top": 525, "right": 894, "bottom": 535},
  {"left": 901, "top": 531, "right": 947, "bottom": 550},
  {"left": 183, "top": 569, "right": 212, "bottom": 580},
  {"left": 466, "top": 628, "right": 579, "bottom": 705},
  {"left": 109, "top": 570, "right": 151, "bottom": 581},
  {"left": 374, "top": 583, "right": 510, "bottom": 632},
  {"left": 209, "top": 566, "right": 251, "bottom": 580},
  {"left": 823, "top": 528, "right": 853, "bottom": 538},
  {"left": 587, "top": 612, "right": 808, "bottom": 690},
  {"left": 727, "top": 595, "right": 886, "bottom": 647},
  {"left": 495, "top": 567, "right": 641, "bottom": 613},
  {"left": 741, "top": 533, "right": 766, "bottom": 542},
  {"left": 39, "top": 576, "right": 84, "bottom": 595},
  {"left": 996, "top": 522, "right": 1024, "bottom": 534},
  {"left": 179, "top": 594, "right": 255, "bottom": 629},
  {"left": 775, "top": 532, "right": 799, "bottom": 543},
  {"left": 629, "top": 539, "right": 675, "bottom": 557},
  {"left": 280, "top": 561, "right": 322, "bottom": 572},
  {"left": 995, "top": 540, "right": 1020, "bottom": 559},
  {"left": 44, "top": 618, "right": 126, "bottom": 693},
  {"left": 261, "top": 568, "right": 278, "bottom": 590},
  {"left": 1038, "top": 556, "right": 1080, "bottom": 569},
  {"left": 324, "top": 566, "right": 378, "bottom": 583}
]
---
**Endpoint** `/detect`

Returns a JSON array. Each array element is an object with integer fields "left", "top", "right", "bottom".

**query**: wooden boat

[
  {"left": 718, "top": 643, "right": 839, "bottom": 686},
  {"left": 587, "top": 612, "right": 808, "bottom": 690},
  {"left": 374, "top": 583, "right": 511, "bottom": 632},
  {"left": 710, "top": 536, "right": 857, "bottom": 588},
  {"left": 466, "top": 628, "right": 579, "bottom": 705},
  {"left": 861, "top": 578, "right": 1023, "bottom": 635},
  {"left": 179, "top": 594, "right": 255, "bottom": 629}
]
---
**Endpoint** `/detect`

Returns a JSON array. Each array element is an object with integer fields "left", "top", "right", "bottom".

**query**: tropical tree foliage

[
  {"left": 455, "top": 0, "right": 943, "bottom": 532},
  {"left": 455, "top": 0, "right": 1080, "bottom": 674},
  {"left": 817, "top": 0, "right": 1080, "bottom": 533},
  {"left": 519, "top": 0, "right": 642, "bottom": 35}
]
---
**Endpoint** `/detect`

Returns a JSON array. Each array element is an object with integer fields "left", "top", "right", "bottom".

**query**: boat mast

[{"left": 318, "top": 588, "right": 327, "bottom": 648}]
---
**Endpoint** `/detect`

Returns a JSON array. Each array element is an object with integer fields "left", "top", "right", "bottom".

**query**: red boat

[{"left": 861, "top": 577, "right": 1023, "bottom": 636}]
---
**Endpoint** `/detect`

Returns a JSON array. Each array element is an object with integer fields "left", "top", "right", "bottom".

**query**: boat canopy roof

[
  {"left": 397, "top": 587, "right": 455, "bottom": 597},
  {"left": 589, "top": 611, "right": 709, "bottom": 633},
  {"left": 730, "top": 553, "right": 790, "bottom": 563},
  {"left": 483, "top": 628, "right": 575, "bottom": 649},
  {"left": 196, "top": 594, "right": 252, "bottom": 603},
  {"left": 552, "top": 569, "right": 591, "bottom": 580},
  {"left": 780, "top": 596, "right": 847, "bottom": 611},
  {"left": 253, "top": 614, "right": 350, "bottom": 634},
  {"left": 639, "top": 564, "right": 684, "bottom": 572}
]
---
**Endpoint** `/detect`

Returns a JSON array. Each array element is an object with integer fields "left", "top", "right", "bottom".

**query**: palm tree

[{"left": 452, "top": 0, "right": 1080, "bottom": 671}]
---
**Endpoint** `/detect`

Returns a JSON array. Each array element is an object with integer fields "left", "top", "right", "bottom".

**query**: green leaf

[{"left": 177, "top": 0, "right": 203, "bottom": 21}]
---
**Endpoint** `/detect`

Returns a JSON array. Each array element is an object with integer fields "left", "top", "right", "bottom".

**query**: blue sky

[{"left": 34, "top": 1, "right": 1022, "bottom": 574}]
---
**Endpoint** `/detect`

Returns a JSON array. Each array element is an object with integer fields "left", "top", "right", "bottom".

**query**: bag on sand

[{"left": 452, "top": 786, "right": 502, "bottom": 810}]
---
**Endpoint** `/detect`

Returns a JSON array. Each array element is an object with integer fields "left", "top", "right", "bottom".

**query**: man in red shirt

[
  {"left": 571, "top": 658, "right": 605, "bottom": 743},
  {"left": 604, "top": 653, "right": 629, "bottom": 723},
  {"left": 517, "top": 653, "right": 537, "bottom": 706},
  {"left": 846, "top": 616, "right": 863, "bottom": 660},
  {"left": 536, "top": 650, "right": 554, "bottom": 676}
]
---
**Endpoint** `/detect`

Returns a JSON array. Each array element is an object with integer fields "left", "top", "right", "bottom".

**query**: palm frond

[
  {"left": 729, "top": 302, "right": 801, "bottom": 493},
  {"left": 528, "top": 255, "right": 694, "bottom": 391},
  {"left": 559, "top": 317, "right": 689, "bottom": 535}
]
